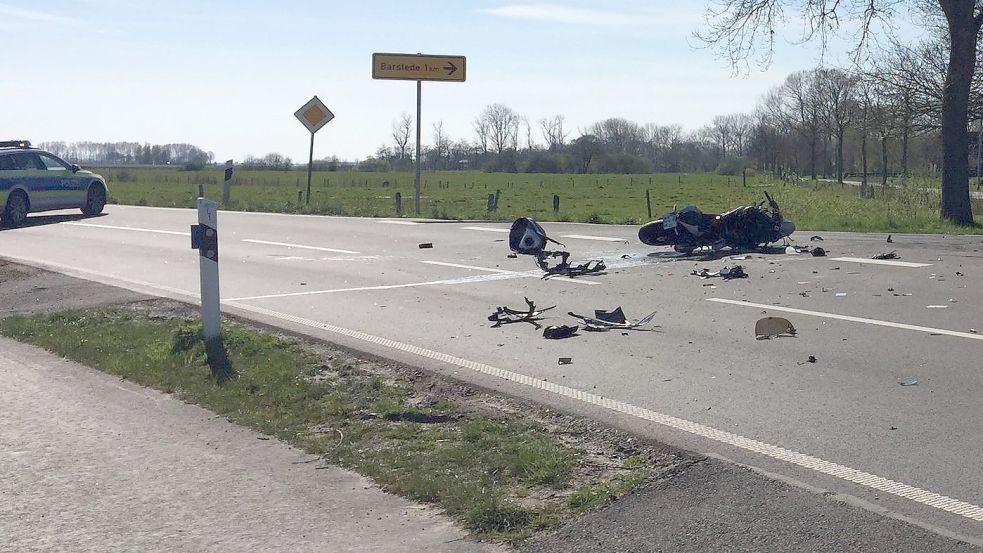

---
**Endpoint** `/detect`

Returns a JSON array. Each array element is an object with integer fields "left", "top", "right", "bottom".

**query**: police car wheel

[
  {"left": 81, "top": 185, "right": 106, "bottom": 216},
  {"left": 2, "top": 191, "right": 28, "bottom": 227}
]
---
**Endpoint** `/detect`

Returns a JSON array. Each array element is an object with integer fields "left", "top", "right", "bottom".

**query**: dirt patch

[{"left": 0, "top": 258, "right": 147, "bottom": 316}]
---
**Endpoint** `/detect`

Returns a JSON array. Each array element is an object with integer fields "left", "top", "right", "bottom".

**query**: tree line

[{"left": 38, "top": 141, "right": 214, "bottom": 170}]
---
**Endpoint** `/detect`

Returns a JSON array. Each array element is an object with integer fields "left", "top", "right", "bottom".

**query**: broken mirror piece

[
  {"left": 488, "top": 297, "right": 556, "bottom": 329},
  {"left": 755, "top": 317, "right": 797, "bottom": 340},
  {"left": 543, "top": 325, "right": 579, "bottom": 339}
]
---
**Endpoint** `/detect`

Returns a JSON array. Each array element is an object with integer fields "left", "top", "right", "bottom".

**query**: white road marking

[
  {"left": 462, "top": 226, "right": 509, "bottom": 233},
  {"left": 228, "top": 273, "right": 532, "bottom": 301},
  {"left": 830, "top": 257, "right": 932, "bottom": 268},
  {"left": 420, "top": 261, "right": 517, "bottom": 274},
  {"left": 420, "top": 260, "right": 600, "bottom": 285},
  {"left": 560, "top": 234, "right": 627, "bottom": 242},
  {"left": 225, "top": 302, "right": 983, "bottom": 525},
  {"left": 708, "top": 298, "right": 983, "bottom": 341},
  {"left": 6, "top": 252, "right": 983, "bottom": 524},
  {"left": 242, "top": 239, "right": 359, "bottom": 255},
  {"left": 376, "top": 220, "right": 420, "bottom": 225},
  {"left": 62, "top": 222, "right": 186, "bottom": 236}
]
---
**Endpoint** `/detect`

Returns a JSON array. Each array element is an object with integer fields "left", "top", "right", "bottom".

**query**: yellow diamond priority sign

[{"left": 294, "top": 96, "right": 335, "bottom": 134}]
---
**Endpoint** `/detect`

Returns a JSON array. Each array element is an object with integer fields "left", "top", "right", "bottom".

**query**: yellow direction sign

[
  {"left": 294, "top": 96, "right": 334, "bottom": 134},
  {"left": 372, "top": 53, "right": 466, "bottom": 82}
]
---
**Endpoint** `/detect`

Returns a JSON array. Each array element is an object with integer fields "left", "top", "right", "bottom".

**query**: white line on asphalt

[
  {"left": 242, "top": 239, "right": 359, "bottom": 255},
  {"left": 5, "top": 252, "right": 982, "bottom": 525},
  {"left": 462, "top": 226, "right": 509, "bottom": 233},
  {"left": 559, "top": 234, "right": 627, "bottom": 242},
  {"left": 225, "top": 301, "right": 983, "bottom": 525},
  {"left": 419, "top": 260, "right": 600, "bottom": 285},
  {"left": 830, "top": 257, "right": 932, "bottom": 268},
  {"left": 707, "top": 298, "right": 983, "bottom": 341},
  {"left": 62, "top": 222, "right": 186, "bottom": 236},
  {"left": 227, "top": 273, "right": 530, "bottom": 301},
  {"left": 420, "top": 261, "right": 516, "bottom": 274},
  {"left": 376, "top": 220, "right": 420, "bottom": 225}
]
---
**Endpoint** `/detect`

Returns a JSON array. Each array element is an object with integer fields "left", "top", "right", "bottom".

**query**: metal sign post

[
  {"left": 221, "top": 160, "right": 234, "bottom": 208},
  {"left": 293, "top": 96, "right": 335, "bottom": 205},
  {"left": 372, "top": 52, "right": 467, "bottom": 215},
  {"left": 191, "top": 198, "right": 221, "bottom": 341}
]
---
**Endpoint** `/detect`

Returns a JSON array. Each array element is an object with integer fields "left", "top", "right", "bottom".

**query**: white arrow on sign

[{"left": 294, "top": 96, "right": 335, "bottom": 134}]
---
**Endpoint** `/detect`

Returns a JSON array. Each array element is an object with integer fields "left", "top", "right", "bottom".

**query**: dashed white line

[
  {"left": 462, "top": 226, "right": 509, "bottom": 233},
  {"left": 242, "top": 239, "right": 359, "bottom": 255},
  {"left": 377, "top": 220, "right": 420, "bottom": 225},
  {"left": 420, "top": 261, "right": 517, "bottom": 274},
  {"left": 62, "top": 222, "right": 186, "bottom": 236},
  {"left": 225, "top": 302, "right": 983, "bottom": 525},
  {"left": 708, "top": 298, "right": 983, "bottom": 341},
  {"left": 830, "top": 257, "right": 932, "bottom": 268},
  {"left": 560, "top": 234, "right": 627, "bottom": 242}
]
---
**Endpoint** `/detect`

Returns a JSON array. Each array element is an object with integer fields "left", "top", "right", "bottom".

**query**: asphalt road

[{"left": 3, "top": 205, "right": 982, "bottom": 546}]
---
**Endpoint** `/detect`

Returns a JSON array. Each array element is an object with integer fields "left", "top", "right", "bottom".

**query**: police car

[{"left": 0, "top": 140, "right": 108, "bottom": 227}]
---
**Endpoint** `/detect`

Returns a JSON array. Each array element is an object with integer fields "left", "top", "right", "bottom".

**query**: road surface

[{"left": 2, "top": 205, "right": 982, "bottom": 546}]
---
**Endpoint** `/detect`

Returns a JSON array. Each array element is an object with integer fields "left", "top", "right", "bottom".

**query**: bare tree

[
  {"left": 473, "top": 116, "right": 490, "bottom": 154},
  {"left": 479, "top": 104, "right": 520, "bottom": 153},
  {"left": 778, "top": 70, "right": 824, "bottom": 179},
  {"left": 391, "top": 113, "right": 412, "bottom": 160},
  {"left": 432, "top": 120, "right": 449, "bottom": 170},
  {"left": 816, "top": 68, "right": 858, "bottom": 183},
  {"left": 697, "top": 0, "right": 983, "bottom": 224},
  {"left": 540, "top": 115, "right": 568, "bottom": 151}
]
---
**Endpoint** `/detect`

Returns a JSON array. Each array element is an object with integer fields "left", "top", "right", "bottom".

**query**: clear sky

[{"left": 1, "top": 0, "right": 895, "bottom": 163}]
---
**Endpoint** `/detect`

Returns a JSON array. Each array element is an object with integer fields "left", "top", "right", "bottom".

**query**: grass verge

[{"left": 0, "top": 303, "right": 668, "bottom": 545}]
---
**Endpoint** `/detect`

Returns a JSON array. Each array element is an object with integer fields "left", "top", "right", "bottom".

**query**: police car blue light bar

[{"left": 0, "top": 140, "right": 32, "bottom": 148}]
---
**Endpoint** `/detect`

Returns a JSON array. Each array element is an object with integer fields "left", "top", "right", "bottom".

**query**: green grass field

[{"left": 97, "top": 167, "right": 983, "bottom": 234}]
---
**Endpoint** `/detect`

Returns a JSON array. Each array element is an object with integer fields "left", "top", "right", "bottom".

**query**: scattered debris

[
  {"left": 971, "top": 329, "right": 978, "bottom": 334},
  {"left": 418, "top": 243, "right": 433, "bottom": 249},
  {"left": 543, "top": 325, "right": 579, "bottom": 339},
  {"left": 873, "top": 251, "right": 899, "bottom": 260},
  {"left": 568, "top": 307, "right": 657, "bottom": 331},
  {"left": 538, "top": 252, "right": 606, "bottom": 279},
  {"left": 898, "top": 377, "right": 918, "bottom": 387},
  {"left": 621, "top": 254, "right": 631, "bottom": 259},
  {"left": 730, "top": 255, "right": 749, "bottom": 260},
  {"left": 691, "top": 265, "right": 748, "bottom": 280},
  {"left": 507, "top": 253, "right": 518, "bottom": 259},
  {"left": 886, "top": 234, "right": 893, "bottom": 243},
  {"left": 755, "top": 317, "right": 797, "bottom": 340},
  {"left": 810, "top": 235, "right": 824, "bottom": 241},
  {"left": 488, "top": 297, "right": 555, "bottom": 329},
  {"left": 785, "top": 245, "right": 799, "bottom": 255},
  {"left": 835, "top": 292, "right": 847, "bottom": 297},
  {"left": 509, "top": 217, "right": 605, "bottom": 279},
  {"left": 558, "top": 357, "right": 573, "bottom": 365},
  {"left": 811, "top": 247, "right": 827, "bottom": 257},
  {"left": 807, "top": 355, "right": 817, "bottom": 363},
  {"left": 956, "top": 271, "right": 964, "bottom": 276}
]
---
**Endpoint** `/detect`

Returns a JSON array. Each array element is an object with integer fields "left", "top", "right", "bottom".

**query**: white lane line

[
  {"left": 462, "top": 226, "right": 509, "bottom": 233},
  {"left": 5, "top": 252, "right": 982, "bottom": 524},
  {"left": 62, "top": 222, "right": 186, "bottom": 236},
  {"left": 420, "top": 260, "right": 600, "bottom": 285},
  {"left": 377, "top": 220, "right": 420, "bottom": 225},
  {"left": 225, "top": 301, "right": 983, "bottom": 524},
  {"left": 242, "top": 239, "right": 359, "bottom": 255},
  {"left": 831, "top": 257, "right": 932, "bottom": 268},
  {"left": 560, "top": 234, "right": 627, "bottom": 242},
  {"left": 228, "top": 273, "right": 530, "bottom": 301},
  {"left": 708, "top": 298, "right": 983, "bottom": 341},
  {"left": 420, "top": 261, "right": 517, "bottom": 274}
]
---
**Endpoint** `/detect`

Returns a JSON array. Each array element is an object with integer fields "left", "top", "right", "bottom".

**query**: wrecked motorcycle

[
  {"left": 638, "top": 192, "right": 795, "bottom": 254},
  {"left": 509, "top": 218, "right": 606, "bottom": 278}
]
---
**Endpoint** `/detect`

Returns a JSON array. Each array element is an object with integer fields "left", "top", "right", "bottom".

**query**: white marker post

[
  {"left": 196, "top": 198, "right": 221, "bottom": 341},
  {"left": 221, "top": 160, "right": 234, "bottom": 208}
]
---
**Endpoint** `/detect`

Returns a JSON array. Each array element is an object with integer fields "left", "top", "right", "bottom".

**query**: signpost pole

[
  {"left": 222, "top": 160, "right": 233, "bottom": 208},
  {"left": 415, "top": 79, "right": 422, "bottom": 215},
  {"left": 307, "top": 132, "right": 315, "bottom": 205}
]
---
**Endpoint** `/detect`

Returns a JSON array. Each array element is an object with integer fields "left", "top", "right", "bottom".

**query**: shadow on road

[{"left": 0, "top": 212, "right": 107, "bottom": 232}]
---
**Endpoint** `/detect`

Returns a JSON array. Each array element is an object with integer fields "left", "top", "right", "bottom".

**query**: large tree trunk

[
  {"left": 939, "top": 4, "right": 980, "bottom": 225},
  {"left": 881, "top": 135, "right": 889, "bottom": 188},
  {"left": 901, "top": 125, "right": 910, "bottom": 180},
  {"left": 836, "top": 130, "right": 845, "bottom": 184},
  {"left": 861, "top": 131, "right": 871, "bottom": 198},
  {"left": 809, "top": 134, "right": 817, "bottom": 180}
]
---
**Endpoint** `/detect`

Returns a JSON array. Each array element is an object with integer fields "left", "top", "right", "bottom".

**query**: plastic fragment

[
  {"left": 898, "top": 378, "right": 918, "bottom": 387},
  {"left": 543, "top": 325, "right": 579, "bottom": 339},
  {"left": 755, "top": 317, "right": 797, "bottom": 340}
]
